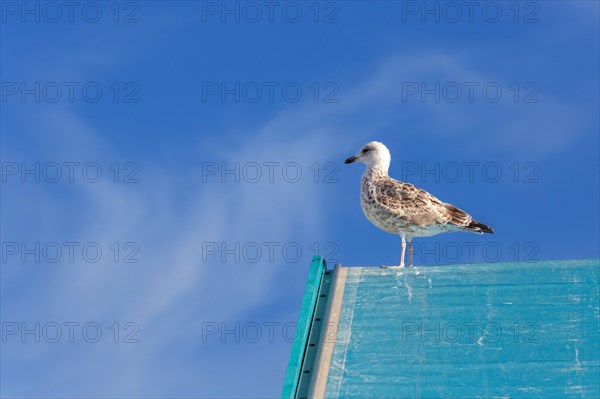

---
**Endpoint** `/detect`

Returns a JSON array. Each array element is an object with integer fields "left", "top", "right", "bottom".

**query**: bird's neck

[{"left": 363, "top": 165, "right": 389, "bottom": 180}]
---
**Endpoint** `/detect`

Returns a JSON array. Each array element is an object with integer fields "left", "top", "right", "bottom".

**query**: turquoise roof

[{"left": 283, "top": 259, "right": 600, "bottom": 398}]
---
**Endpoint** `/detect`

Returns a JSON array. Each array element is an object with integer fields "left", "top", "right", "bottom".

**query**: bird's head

[{"left": 344, "top": 141, "right": 391, "bottom": 172}]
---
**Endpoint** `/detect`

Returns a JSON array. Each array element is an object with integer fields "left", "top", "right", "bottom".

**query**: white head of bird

[{"left": 344, "top": 141, "right": 391, "bottom": 173}]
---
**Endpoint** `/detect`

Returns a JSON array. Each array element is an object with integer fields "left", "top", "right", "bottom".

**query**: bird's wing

[{"left": 373, "top": 179, "right": 473, "bottom": 227}]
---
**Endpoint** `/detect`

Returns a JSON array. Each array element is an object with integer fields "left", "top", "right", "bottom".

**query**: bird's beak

[{"left": 344, "top": 156, "right": 357, "bottom": 164}]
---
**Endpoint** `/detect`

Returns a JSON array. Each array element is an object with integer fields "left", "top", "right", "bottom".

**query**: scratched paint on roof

[{"left": 324, "top": 260, "right": 600, "bottom": 399}]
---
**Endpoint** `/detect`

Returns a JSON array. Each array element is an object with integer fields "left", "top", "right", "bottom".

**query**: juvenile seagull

[{"left": 345, "top": 141, "right": 494, "bottom": 267}]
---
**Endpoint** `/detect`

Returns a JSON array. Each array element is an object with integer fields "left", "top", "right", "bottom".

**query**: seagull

[{"left": 345, "top": 141, "right": 494, "bottom": 267}]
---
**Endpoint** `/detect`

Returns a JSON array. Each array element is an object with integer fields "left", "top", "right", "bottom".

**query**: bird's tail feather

[{"left": 468, "top": 220, "right": 494, "bottom": 234}]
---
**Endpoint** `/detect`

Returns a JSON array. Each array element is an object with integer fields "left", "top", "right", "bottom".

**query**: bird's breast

[{"left": 360, "top": 182, "right": 403, "bottom": 235}]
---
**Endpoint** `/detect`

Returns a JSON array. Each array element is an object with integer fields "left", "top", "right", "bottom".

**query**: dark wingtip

[{"left": 470, "top": 221, "right": 494, "bottom": 234}]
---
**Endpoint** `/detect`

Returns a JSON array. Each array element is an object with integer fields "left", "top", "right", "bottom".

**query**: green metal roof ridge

[
  {"left": 281, "top": 255, "right": 327, "bottom": 399},
  {"left": 308, "top": 264, "right": 349, "bottom": 398}
]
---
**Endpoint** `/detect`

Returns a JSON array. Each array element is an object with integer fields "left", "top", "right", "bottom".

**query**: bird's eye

[{"left": 363, "top": 148, "right": 370, "bottom": 153}]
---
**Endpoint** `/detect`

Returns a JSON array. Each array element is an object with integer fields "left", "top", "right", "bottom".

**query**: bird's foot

[{"left": 380, "top": 265, "right": 405, "bottom": 269}]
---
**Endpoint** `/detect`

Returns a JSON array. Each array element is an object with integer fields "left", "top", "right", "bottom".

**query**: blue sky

[{"left": 1, "top": 1, "right": 598, "bottom": 398}]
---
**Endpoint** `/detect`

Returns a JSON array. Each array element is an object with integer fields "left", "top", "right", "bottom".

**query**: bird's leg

[
  {"left": 399, "top": 236, "right": 406, "bottom": 268},
  {"left": 408, "top": 238, "right": 414, "bottom": 267},
  {"left": 380, "top": 236, "right": 407, "bottom": 269}
]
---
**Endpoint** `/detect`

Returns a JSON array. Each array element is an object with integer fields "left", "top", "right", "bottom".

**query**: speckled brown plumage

[{"left": 360, "top": 168, "right": 486, "bottom": 238}]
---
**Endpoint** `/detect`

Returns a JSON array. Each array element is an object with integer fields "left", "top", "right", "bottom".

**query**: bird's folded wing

[{"left": 374, "top": 180, "right": 472, "bottom": 227}]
